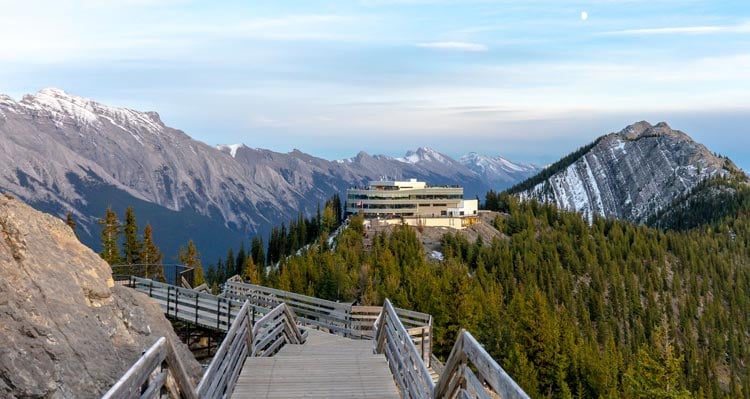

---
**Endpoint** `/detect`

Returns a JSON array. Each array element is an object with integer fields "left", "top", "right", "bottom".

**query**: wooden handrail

[
  {"left": 196, "top": 301, "right": 255, "bottom": 398},
  {"left": 375, "top": 299, "right": 435, "bottom": 399},
  {"left": 433, "top": 329, "right": 530, "bottom": 399},
  {"left": 102, "top": 337, "right": 197, "bottom": 399},
  {"left": 375, "top": 302, "right": 528, "bottom": 399},
  {"left": 251, "top": 302, "right": 305, "bottom": 357}
]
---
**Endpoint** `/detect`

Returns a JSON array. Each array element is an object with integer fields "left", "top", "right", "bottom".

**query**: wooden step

[{"left": 232, "top": 330, "right": 399, "bottom": 398}]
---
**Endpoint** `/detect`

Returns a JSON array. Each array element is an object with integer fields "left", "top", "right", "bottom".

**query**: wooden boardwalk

[{"left": 232, "top": 329, "right": 400, "bottom": 398}]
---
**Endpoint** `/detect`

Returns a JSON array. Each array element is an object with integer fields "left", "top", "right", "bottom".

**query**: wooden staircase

[{"left": 233, "top": 329, "right": 399, "bottom": 398}]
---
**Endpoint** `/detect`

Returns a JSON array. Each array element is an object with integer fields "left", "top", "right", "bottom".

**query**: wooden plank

[
  {"left": 164, "top": 338, "right": 198, "bottom": 399},
  {"left": 102, "top": 338, "right": 167, "bottom": 399},
  {"left": 138, "top": 371, "right": 165, "bottom": 399},
  {"left": 196, "top": 301, "right": 252, "bottom": 396},
  {"left": 463, "top": 366, "right": 492, "bottom": 399},
  {"left": 461, "top": 332, "right": 530, "bottom": 399}
]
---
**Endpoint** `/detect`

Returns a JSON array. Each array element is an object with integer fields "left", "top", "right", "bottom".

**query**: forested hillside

[{"left": 242, "top": 181, "right": 750, "bottom": 398}]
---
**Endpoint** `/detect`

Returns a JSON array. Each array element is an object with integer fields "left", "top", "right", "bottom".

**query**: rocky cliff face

[
  {"left": 515, "top": 121, "right": 736, "bottom": 223},
  {"left": 0, "top": 88, "right": 537, "bottom": 260},
  {"left": 0, "top": 194, "right": 201, "bottom": 398}
]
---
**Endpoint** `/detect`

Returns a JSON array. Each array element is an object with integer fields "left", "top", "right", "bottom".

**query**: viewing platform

[{"left": 104, "top": 276, "right": 529, "bottom": 399}]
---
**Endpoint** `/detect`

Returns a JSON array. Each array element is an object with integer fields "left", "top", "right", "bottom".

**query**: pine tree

[
  {"left": 65, "top": 211, "right": 77, "bottom": 236},
  {"left": 140, "top": 224, "right": 164, "bottom": 281},
  {"left": 179, "top": 240, "right": 204, "bottom": 287},
  {"left": 251, "top": 236, "right": 265, "bottom": 266},
  {"left": 122, "top": 206, "right": 142, "bottom": 265},
  {"left": 242, "top": 256, "right": 261, "bottom": 284},
  {"left": 98, "top": 207, "right": 122, "bottom": 265}
]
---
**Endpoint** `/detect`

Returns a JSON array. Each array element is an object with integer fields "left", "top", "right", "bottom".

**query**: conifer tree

[
  {"left": 98, "top": 206, "right": 122, "bottom": 265},
  {"left": 140, "top": 224, "right": 164, "bottom": 281},
  {"left": 179, "top": 240, "right": 204, "bottom": 286},
  {"left": 251, "top": 236, "right": 265, "bottom": 266},
  {"left": 242, "top": 256, "right": 261, "bottom": 284},
  {"left": 65, "top": 211, "right": 77, "bottom": 236},
  {"left": 122, "top": 206, "right": 142, "bottom": 265}
]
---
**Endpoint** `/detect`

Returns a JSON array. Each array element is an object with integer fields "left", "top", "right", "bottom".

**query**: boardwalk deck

[{"left": 232, "top": 329, "right": 400, "bottom": 398}]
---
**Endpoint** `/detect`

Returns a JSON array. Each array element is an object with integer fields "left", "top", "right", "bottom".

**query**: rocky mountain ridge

[
  {"left": 0, "top": 194, "right": 201, "bottom": 397},
  {"left": 512, "top": 121, "right": 740, "bottom": 223},
  {"left": 0, "top": 88, "right": 538, "bottom": 259}
]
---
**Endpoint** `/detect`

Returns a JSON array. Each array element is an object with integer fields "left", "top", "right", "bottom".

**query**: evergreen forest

[{"left": 243, "top": 177, "right": 750, "bottom": 398}]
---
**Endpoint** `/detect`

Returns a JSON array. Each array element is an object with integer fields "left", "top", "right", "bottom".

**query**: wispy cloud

[
  {"left": 416, "top": 41, "right": 488, "bottom": 52},
  {"left": 602, "top": 23, "right": 750, "bottom": 36}
]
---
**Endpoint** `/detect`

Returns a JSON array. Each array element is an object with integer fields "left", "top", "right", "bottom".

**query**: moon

[{"left": 581, "top": 11, "right": 588, "bottom": 21}]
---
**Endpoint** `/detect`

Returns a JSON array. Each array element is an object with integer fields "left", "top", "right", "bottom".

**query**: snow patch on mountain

[
  {"left": 516, "top": 121, "right": 736, "bottom": 224},
  {"left": 398, "top": 147, "right": 452, "bottom": 166},
  {"left": 19, "top": 88, "right": 164, "bottom": 136},
  {"left": 217, "top": 143, "right": 244, "bottom": 158}
]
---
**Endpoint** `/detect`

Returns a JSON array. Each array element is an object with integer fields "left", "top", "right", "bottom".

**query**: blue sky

[{"left": 1, "top": 0, "right": 748, "bottom": 171}]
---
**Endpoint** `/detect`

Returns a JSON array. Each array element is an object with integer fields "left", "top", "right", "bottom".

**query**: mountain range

[{"left": 0, "top": 88, "right": 539, "bottom": 260}]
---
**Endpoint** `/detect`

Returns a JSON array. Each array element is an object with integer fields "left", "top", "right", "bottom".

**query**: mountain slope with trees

[{"left": 239, "top": 188, "right": 750, "bottom": 398}]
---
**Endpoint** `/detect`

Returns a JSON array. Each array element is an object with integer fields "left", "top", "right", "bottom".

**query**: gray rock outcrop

[
  {"left": 0, "top": 194, "right": 201, "bottom": 398},
  {"left": 516, "top": 121, "right": 736, "bottom": 223}
]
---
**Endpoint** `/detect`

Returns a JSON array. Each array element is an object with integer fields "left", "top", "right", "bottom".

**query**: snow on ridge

[
  {"left": 20, "top": 88, "right": 163, "bottom": 136},
  {"left": 217, "top": 143, "right": 244, "bottom": 158}
]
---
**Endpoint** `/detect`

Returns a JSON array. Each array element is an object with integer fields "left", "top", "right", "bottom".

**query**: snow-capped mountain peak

[
  {"left": 19, "top": 88, "right": 164, "bottom": 137},
  {"left": 459, "top": 152, "right": 539, "bottom": 184},
  {"left": 398, "top": 147, "right": 452, "bottom": 165}
]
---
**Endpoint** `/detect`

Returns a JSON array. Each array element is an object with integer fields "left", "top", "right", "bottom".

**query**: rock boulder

[{"left": 0, "top": 194, "right": 202, "bottom": 398}]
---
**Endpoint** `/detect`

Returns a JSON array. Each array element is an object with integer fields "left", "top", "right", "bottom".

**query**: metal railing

[{"left": 111, "top": 263, "right": 194, "bottom": 287}]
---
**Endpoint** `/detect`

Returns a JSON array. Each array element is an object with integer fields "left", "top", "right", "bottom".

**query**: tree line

[{"left": 97, "top": 206, "right": 205, "bottom": 285}]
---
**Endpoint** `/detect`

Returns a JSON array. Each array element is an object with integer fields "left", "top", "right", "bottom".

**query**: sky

[{"left": 1, "top": 0, "right": 748, "bottom": 171}]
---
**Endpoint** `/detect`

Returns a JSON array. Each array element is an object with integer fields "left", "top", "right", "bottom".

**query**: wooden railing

[
  {"left": 251, "top": 302, "right": 306, "bottom": 357},
  {"left": 224, "top": 280, "right": 433, "bottom": 363},
  {"left": 130, "top": 276, "right": 251, "bottom": 331},
  {"left": 104, "top": 298, "right": 305, "bottom": 398},
  {"left": 434, "top": 329, "right": 530, "bottom": 399},
  {"left": 375, "top": 299, "right": 435, "bottom": 399},
  {"left": 102, "top": 337, "right": 197, "bottom": 399},
  {"left": 374, "top": 299, "right": 530, "bottom": 399}
]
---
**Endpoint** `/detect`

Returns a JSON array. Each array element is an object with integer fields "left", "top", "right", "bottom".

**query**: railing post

[
  {"left": 226, "top": 298, "right": 231, "bottom": 328},
  {"left": 166, "top": 286, "right": 171, "bottom": 314},
  {"left": 195, "top": 293, "right": 199, "bottom": 325},
  {"left": 421, "top": 327, "right": 426, "bottom": 363},
  {"left": 216, "top": 298, "right": 221, "bottom": 330},
  {"left": 149, "top": 280, "right": 153, "bottom": 297},
  {"left": 175, "top": 290, "right": 179, "bottom": 318}
]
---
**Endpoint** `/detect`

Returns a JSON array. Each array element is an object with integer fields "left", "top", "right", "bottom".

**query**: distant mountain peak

[
  {"left": 514, "top": 121, "right": 736, "bottom": 223},
  {"left": 398, "top": 147, "right": 452, "bottom": 165},
  {"left": 618, "top": 120, "right": 677, "bottom": 140},
  {"left": 16, "top": 87, "right": 164, "bottom": 137}
]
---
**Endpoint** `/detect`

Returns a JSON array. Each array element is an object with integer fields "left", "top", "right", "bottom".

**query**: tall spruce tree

[
  {"left": 140, "top": 224, "right": 164, "bottom": 281},
  {"left": 65, "top": 212, "right": 77, "bottom": 237},
  {"left": 122, "top": 207, "right": 142, "bottom": 265},
  {"left": 98, "top": 207, "right": 122, "bottom": 265},
  {"left": 251, "top": 236, "right": 265, "bottom": 267},
  {"left": 179, "top": 240, "right": 204, "bottom": 286}
]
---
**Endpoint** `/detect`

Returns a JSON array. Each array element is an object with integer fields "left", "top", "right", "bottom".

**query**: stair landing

[{"left": 232, "top": 329, "right": 400, "bottom": 398}]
